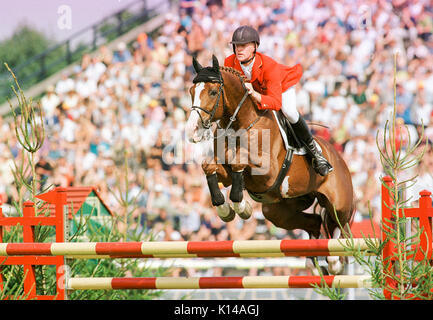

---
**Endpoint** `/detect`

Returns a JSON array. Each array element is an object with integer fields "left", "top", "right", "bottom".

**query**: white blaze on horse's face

[{"left": 186, "top": 82, "right": 206, "bottom": 143}]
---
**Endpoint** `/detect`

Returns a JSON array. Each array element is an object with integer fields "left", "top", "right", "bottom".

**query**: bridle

[
  {"left": 191, "top": 74, "right": 266, "bottom": 139},
  {"left": 191, "top": 80, "right": 226, "bottom": 130}
]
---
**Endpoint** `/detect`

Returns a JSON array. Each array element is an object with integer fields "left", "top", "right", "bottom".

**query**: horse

[{"left": 185, "top": 55, "right": 355, "bottom": 275}]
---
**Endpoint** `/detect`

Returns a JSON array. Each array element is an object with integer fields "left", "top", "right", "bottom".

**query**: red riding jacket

[{"left": 224, "top": 52, "right": 303, "bottom": 111}]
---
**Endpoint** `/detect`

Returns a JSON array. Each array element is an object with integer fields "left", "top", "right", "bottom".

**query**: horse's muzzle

[{"left": 186, "top": 110, "right": 204, "bottom": 143}]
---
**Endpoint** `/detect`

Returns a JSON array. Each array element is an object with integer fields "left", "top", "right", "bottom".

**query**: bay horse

[{"left": 185, "top": 55, "right": 355, "bottom": 275}]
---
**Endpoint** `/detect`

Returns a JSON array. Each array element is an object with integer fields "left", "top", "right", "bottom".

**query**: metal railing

[{"left": 0, "top": 0, "right": 172, "bottom": 106}]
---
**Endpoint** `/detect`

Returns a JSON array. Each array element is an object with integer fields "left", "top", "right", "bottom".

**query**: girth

[
  {"left": 247, "top": 147, "right": 293, "bottom": 204},
  {"left": 247, "top": 114, "right": 299, "bottom": 204}
]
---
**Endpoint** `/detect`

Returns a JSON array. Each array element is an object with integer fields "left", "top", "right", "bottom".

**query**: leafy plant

[
  {"left": 0, "top": 69, "right": 169, "bottom": 300},
  {"left": 314, "top": 53, "right": 433, "bottom": 300}
]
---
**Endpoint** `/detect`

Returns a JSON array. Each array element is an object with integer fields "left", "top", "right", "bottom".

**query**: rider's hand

[
  {"left": 245, "top": 83, "right": 261, "bottom": 102},
  {"left": 245, "top": 82, "right": 254, "bottom": 94}
]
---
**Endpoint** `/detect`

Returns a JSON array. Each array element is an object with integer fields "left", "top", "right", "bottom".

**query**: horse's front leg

[
  {"left": 202, "top": 159, "right": 236, "bottom": 222},
  {"left": 229, "top": 144, "right": 252, "bottom": 220}
]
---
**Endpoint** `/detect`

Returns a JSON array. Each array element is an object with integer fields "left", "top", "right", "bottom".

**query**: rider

[{"left": 224, "top": 25, "right": 333, "bottom": 176}]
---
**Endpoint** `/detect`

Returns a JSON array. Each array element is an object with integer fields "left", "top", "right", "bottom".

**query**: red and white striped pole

[
  {"left": 68, "top": 275, "right": 373, "bottom": 290},
  {"left": 0, "top": 238, "right": 377, "bottom": 258}
]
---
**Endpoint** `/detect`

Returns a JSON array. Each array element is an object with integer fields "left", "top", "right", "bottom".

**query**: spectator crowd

[{"left": 1, "top": 0, "right": 433, "bottom": 276}]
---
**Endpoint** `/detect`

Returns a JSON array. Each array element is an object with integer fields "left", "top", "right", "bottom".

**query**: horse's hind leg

[
  {"left": 317, "top": 193, "right": 354, "bottom": 275},
  {"left": 323, "top": 208, "right": 349, "bottom": 275},
  {"left": 304, "top": 203, "right": 328, "bottom": 276},
  {"left": 313, "top": 138, "right": 355, "bottom": 274},
  {"left": 262, "top": 197, "right": 324, "bottom": 275},
  {"left": 262, "top": 196, "right": 322, "bottom": 238}
]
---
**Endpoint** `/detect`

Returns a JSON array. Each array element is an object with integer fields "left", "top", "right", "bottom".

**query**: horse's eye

[{"left": 209, "top": 90, "right": 218, "bottom": 97}]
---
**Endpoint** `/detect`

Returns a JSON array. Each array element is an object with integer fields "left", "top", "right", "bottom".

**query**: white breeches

[{"left": 281, "top": 87, "right": 299, "bottom": 123}]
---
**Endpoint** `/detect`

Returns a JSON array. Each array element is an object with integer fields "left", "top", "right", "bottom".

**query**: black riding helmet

[{"left": 230, "top": 25, "right": 260, "bottom": 54}]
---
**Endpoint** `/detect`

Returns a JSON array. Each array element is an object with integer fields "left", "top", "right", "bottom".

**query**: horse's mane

[
  {"left": 219, "top": 66, "right": 247, "bottom": 84},
  {"left": 219, "top": 66, "right": 258, "bottom": 109}
]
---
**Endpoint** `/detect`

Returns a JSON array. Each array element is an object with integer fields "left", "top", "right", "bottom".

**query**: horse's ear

[
  {"left": 192, "top": 57, "right": 203, "bottom": 73},
  {"left": 212, "top": 55, "right": 220, "bottom": 71}
]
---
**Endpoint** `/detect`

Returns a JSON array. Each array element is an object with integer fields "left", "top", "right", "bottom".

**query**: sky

[{"left": 0, "top": 0, "right": 148, "bottom": 42}]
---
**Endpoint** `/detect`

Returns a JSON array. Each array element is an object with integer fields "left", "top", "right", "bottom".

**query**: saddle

[
  {"left": 273, "top": 110, "right": 304, "bottom": 152},
  {"left": 247, "top": 110, "right": 305, "bottom": 204}
]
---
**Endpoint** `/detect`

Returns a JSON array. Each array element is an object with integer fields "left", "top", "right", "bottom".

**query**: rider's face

[{"left": 235, "top": 42, "right": 256, "bottom": 63}]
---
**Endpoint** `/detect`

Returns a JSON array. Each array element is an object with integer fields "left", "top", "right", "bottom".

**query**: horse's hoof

[
  {"left": 319, "top": 266, "right": 329, "bottom": 276},
  {"left": 327, "top": 256, "right": 344, "bottom": 275},
  {"left": 305, "top": 257, "right": 320, "bottom": 276},
  {"left": 220, "top": 210, "right": 235, "bottom": 222},
  {"left": 216, "top": 203, "right": 235, "bottom": 222},
  {"left": 305, "top": 257, "right": 330, "bottom": 276},
  {"left": 236, "top": 200, "right": 252, "bottom": 220},
  {"left": 230, "top": 200, "right": 243, "bottom": 214}
]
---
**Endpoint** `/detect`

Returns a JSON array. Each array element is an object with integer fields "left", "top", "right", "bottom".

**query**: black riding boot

[{"left": 290, "top": 117, "right": 333, "bottom": 176}]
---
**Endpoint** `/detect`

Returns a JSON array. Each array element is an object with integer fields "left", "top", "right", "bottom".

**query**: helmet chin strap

[
  {"left": 240, "top": 44, "right": 257, "bottom": 65},
  {"left": 240, "top": 53, "right": 255, "bottom": 65}
]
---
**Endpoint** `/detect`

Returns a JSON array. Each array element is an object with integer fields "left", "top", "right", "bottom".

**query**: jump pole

[
  {"left": 68, "top": 275, "right": 373, "bottom": 290},
  {"left": 1, "top": 176, "right": 432, "bottom": 299},
  {"left": 0, "top": 238, "right": 378, "bottom": 258}
]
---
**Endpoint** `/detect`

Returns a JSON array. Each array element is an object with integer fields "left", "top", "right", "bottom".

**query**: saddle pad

[{"left": 272, "top": 111, "right": 308, "bottom": 155}]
